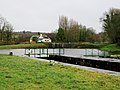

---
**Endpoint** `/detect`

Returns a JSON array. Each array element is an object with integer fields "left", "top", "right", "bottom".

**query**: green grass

[
  {"left": 100, "top": 44, "right": 120, "bottom": 54},
  {"left": 75, "top": 43, "right": 107, "bottom": 49},
  {"left": 0, "top": 43, "right": 47, "bottom": 49},
  {"left": 0, "top": 54, "right": 120, "bottom": 90}
]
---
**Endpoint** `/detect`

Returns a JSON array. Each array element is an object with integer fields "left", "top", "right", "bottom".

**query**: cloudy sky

[{"left": 0, "top": 0, "right": 120, "bottom": 33}]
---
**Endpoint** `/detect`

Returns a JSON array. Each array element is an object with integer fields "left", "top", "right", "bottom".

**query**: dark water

[{"left": 0, "top": 49, "right": 108, "bottom": 57}]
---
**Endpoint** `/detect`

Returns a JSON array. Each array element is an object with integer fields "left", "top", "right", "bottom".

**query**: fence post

[
  {"left": 85, "top": 49, "right": 87, "bottom": 56},
  {"left": 28, "top": 49, "right": 31, "bottom": 57},
  {"left": 34, "top": 49, "right": 35, "bottom": 57},
  {"left": 92, "top": 49, "right": 94, "bottom": 57},
  {"left": 98, "top": 49, "right": 99, "bottom": 57},
  {"left": 47, "top": 48, "right": 48, "bottom": 57},
  {"left": 59, "top": 48, "right": 61, "bottom": 56},
  {"left": 39, "top": 49, "right": 41, "bottom": 57},
  {"left": 25, "top": 49, "right": 26, "bottom": 55}
]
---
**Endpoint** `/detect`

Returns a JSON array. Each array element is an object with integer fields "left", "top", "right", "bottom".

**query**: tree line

[
  {"left": 0, "top": 7, "right": 120, "bottom": 45},
  {"left": 56, "top": 8, "right": 120, "bottom": 46},
  {"left": 56, "top": 16, "right": 105, "bottom": 43}
]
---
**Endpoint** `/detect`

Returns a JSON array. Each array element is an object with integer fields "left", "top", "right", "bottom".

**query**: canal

[{"left": 0, "top": 48, "right": 109, "bottom": 57}]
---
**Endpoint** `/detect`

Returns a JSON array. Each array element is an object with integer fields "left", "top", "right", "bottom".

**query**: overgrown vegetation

[{"left": 0, "top": 54, "right": 120, "bottom": 90}]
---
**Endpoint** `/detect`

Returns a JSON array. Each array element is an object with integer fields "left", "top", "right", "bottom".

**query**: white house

[
  {"left": 30, "top": 34, "right": 51, "bottom": 43},
  {"left": 37, "top": 34, "right": 51, "bottom": 43}
]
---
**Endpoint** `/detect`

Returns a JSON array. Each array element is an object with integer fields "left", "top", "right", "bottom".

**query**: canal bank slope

[{"left": 0, "top": 54, "right": 120, "bottom": 90}]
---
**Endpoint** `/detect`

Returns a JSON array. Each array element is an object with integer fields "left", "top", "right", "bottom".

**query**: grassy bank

[
  {"left": 100, "top": 44, "right": 120, "bottom": 54},
  {"left": 74, "top": 43, "right": 107, "bottom": 49},
  {"left": 76, "top": 43, "right": 120, "bottom": 55},
  {"left": 0, "top": 43, "right": 107, "bottom": 49},
  {"left": 0, "top": 54, "right": 120, "bottom": 90},
  {"left": 0, "top": 43, "right": 47, "bottom": 49}
]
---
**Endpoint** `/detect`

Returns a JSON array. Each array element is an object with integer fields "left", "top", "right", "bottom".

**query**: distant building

[
  {"left": 37, "top": 34, "right": 51, "bottom": 43},
  {"left": 30, "top": 34, "right": 51, "bottom": 43}
]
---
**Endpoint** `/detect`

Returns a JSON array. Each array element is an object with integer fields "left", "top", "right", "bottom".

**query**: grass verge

[
  {"left": 75, "top": 43, "right": 107, "bottom": 49},
  {"left": 100, "top": 44, "right": 120, "bottom": 54},
  {"left": 0, "top": 54, "right": 120, "bottom": 90},
  {"left": 0, "top": 43, "right": 47, "bottom": 49}
]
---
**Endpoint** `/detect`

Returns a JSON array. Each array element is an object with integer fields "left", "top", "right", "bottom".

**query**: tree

[
  {"left": 59, "top": 16, "right": 68, "bottom": 31},
  {"left": 16, "top": 31, "right": 32, "bottom": 44},
  {"left": 4, "top": 22, "right": 13, "bottom": 44},
  {"left": 58, "top": 16, "right": 80, "bottom": 42},
  {"left": 0, "top": 16, "right": 6, "bottom": 41},
  {"left": 32, "top": 37, "right": 38, "bottom": 43},
  {"left": 86, "top": 28, "right": 96, "bottom": 43},
  {"left": 56, "top": 15, "right": 99, "bottom": 43},
  {"left": 0, "top": 15, "right": 14, "bottom": 44},
  {"left": 79, "top": 26, "right": 87, "bottom": 42},
  {"left": 101, "top": 8, "right": 120, "bottom": 45},
  {"left": 59, "top": 16, "right": 68, "bottom": 42},
  {"left": 56, "top": 28, "right": 66, "bottom": 42},
  {"left": 98, "top": 32, "right": 109, "bottom": 43},
  {"left": 68, "top": 19, "right": 80, "bottom": 42}
]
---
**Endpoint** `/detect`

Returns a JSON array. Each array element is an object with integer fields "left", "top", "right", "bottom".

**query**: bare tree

[
  {"left": 0, "top": 15, "right": 14, "bottom": 44},
  {"left": 59, "top": 16, "right": 68, "bottom": 30}
]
